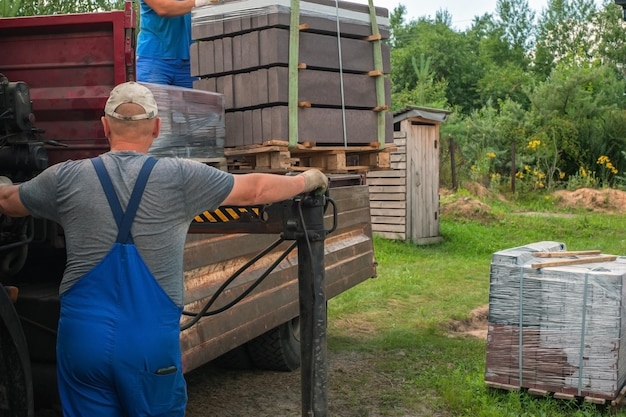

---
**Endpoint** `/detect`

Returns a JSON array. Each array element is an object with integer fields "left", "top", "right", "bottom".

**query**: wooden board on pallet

[{"left": 487, "top": 381, "right": 611, "bottom": 405}]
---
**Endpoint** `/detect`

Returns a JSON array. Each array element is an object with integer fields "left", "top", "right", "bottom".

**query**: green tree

[
  {"left": 595, "top": 2, "right": 626, "bottom": 77},
  {"left": 391, "top": 54, "right": 449, "bottom": 110},
  {"left": 1, "top": 0, "right": 125, "bottom": 16},
  {"left": 476, "top": 64, "right": 533, "bottom": 109},
  {"left": 390, "top": 18, "right": 482, "bottom": 114},
  {"left": 496, "top": 0, "right": 536, "bottom": 59},
  {"left": 534, "top": 0, "right": 601, "bottom": 78},
  {"left": 526, "top": 63, "right": 626, "bottom": 187},
  {"left": 0, "top": 0, "right": 22, "bottom": 17}
]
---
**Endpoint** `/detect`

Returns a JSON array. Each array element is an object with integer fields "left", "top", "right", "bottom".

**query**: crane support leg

[{"left": 295, "top": 195, "right": 328, "bottom": 417}]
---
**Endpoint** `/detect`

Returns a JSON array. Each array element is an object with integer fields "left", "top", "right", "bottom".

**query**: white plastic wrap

[
  {"left": 191, "top": 0, "right": 390, "bottom": 33},
  {"left": 486, "top": 242, "right": 626, "bottom": 400},
  {"left": 140, "top": 82, "right": 225, "bottom": 159}
]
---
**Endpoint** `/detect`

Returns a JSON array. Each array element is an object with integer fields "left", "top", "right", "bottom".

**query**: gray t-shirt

[{"left": 19, "top": 151, "right": 234, "bottom": 306}]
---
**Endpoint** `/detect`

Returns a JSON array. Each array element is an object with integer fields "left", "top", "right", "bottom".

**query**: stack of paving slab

[
  {"left": 485, "top": 241, "right": 626, "bottom": 401},
  {"left": 141, "top": 82, "right": 225, "bottom": 159},
  {"left": 190, "top": 0, "right": 392, "bottom": 148}
]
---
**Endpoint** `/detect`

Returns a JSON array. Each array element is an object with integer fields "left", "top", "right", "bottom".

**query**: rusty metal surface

[{"left": 180, "top": 185, "right": 376, "bottom": 372}]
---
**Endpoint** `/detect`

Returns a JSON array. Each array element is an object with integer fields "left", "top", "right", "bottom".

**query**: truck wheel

[
  {"left": 211, "top": 344, "right": 254, "bottom": 370},
  {"left": 247, "top": 317, "right": 301, "bottom": 372}
]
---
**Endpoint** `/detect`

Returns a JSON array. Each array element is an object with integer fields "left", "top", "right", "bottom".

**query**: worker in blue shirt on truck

[{"left": 136, "top": 0, "right": 216, "bottom": 88}]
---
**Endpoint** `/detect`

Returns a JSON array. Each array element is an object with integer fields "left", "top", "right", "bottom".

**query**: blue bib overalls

[{"left": 56, "top": 157, "right": 187, "bottom": 417}]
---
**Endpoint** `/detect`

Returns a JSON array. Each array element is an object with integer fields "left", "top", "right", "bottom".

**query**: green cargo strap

[
  {"left": 367, "top": 0, "right": 386, "bottom": 149},
  {"left": 288, "top": 0, "right": 301, "bottom": 149}
]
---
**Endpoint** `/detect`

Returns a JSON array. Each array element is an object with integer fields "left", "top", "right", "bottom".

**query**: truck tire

[
  {"left": 0, "top": 287, "right": 34, "bottom": 417},
  {"left": 211, "top": 344, "right": 254, "bottom": 370},
  {"left": 246, "top": 317, "right": 301, "bottom": 372}
]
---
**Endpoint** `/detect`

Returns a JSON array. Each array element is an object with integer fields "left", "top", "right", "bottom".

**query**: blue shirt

[{"left": 137, "top": 0, "right": 192, "bottom": 60}]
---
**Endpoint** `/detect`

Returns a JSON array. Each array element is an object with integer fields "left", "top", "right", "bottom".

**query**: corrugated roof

[{"left": 393, "top": 106, "right": 451, "bottom": 124}]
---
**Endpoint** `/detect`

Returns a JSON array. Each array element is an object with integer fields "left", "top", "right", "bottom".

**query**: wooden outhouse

[{"left": 367, "top": 106, "right": 450, "bottom": 244}]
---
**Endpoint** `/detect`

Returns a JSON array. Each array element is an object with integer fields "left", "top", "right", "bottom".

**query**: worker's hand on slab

[{"left": 298, "top": 169, "right": 328, "bottom": 194}]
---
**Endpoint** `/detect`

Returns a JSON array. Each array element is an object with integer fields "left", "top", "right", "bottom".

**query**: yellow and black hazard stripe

[{"left": 193, "top": 206, "right": 262, "bottom": 223}]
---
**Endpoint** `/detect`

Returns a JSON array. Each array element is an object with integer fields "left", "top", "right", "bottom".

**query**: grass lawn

[{"left": 327, "top": 188, "right": 626, "bottom": 417}]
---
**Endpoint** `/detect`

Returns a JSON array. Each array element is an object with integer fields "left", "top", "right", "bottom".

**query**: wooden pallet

[
  {"left": 224, "top": 140, "right": 395, "bottom": 173},
  {"left": 485, "top": 380, "right": 619, "bottom": 407}
]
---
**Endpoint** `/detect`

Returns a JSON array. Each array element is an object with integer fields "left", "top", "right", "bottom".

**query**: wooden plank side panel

[
  {"left": 368, "top": 185, "right": 406, "bottom": 194},
  {"left": 370, "top": 200, "right": 405, "bottom": 209},
  {"left": 373, "top": 231, "right": 406, "bottom": 240},
  {"left": 367, "top": 128, "right": 413, "bottom": 241},
  {"left": 367, "top": 177, "right": 405, "bottom": 186},
  {"left": 369, "top": 192, "right": 405, "bottom": 201},
  {"left": 367, "top": 156, "right": 407, "bottom": 239},
  {"left": 370, "top": 208, "right": 405, "bottom": 217},
  {"left": 372, "top": 223, "right": 404, "bottom": 232},
  {"left": 371, "top": 216, "right": 405, "bottom": 225},
  {"left": 366, "top": 169, "right": 406, "bottom": 178}
]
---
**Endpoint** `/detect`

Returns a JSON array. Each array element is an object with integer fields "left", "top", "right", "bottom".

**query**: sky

[{"left": 351, "top": 0, "right": 607, "bottom": 30}]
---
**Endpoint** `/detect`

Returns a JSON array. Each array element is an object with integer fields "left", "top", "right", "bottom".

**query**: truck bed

[{"left": 1, "top": 3, "right": 376, "bottom": 380}]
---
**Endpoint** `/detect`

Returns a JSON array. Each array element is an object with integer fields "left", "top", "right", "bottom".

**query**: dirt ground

[
  {"left": 185, "top": 186, "right": 626, "bottom": 417},
  {"left": 185, "top": 350, "right": 417, "bottom": 417}
]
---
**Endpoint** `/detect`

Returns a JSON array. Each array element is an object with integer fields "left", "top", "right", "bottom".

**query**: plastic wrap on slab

[
  {"left": 140, "top": 82, "right": 225, "bottom": 159},
  {"left": 191, "top": 0, "right": 390, "bottom": 37},
  {"left": 485, "top": 242, "right": 626, "bottom": 400}
]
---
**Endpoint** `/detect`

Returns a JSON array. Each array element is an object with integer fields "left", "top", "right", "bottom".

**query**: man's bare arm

[
  {"left": 0, "top": 184, "right": 29, "bottom": 217},
  {"left": 143, "top": 0, "right": 216, "bottom": 17},
  {"left": 220, "top": 170, "right": 328, "bottom": 207}
]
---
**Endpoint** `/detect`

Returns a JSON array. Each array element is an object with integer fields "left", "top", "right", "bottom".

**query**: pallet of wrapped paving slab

[{"left": 191, "top": 0, "right": 390, "bottom": 41}]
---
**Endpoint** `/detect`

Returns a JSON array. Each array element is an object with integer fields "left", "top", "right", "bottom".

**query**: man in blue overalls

[{"left": 0, "top": 82, "right": 328, "bottom": 416}]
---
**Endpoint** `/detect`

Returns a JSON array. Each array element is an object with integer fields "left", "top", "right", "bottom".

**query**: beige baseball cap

[{"left": 104, "top": 82, "right": 158, "bottom": 121}]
